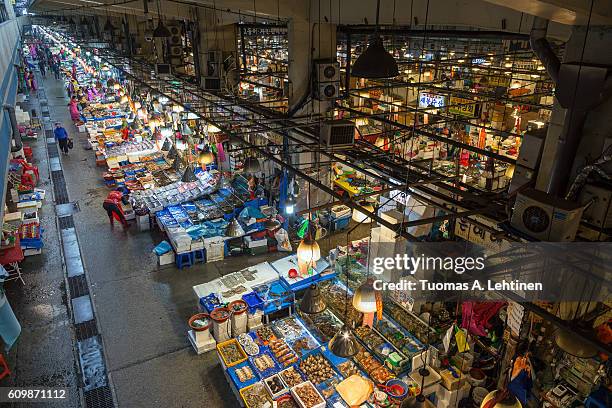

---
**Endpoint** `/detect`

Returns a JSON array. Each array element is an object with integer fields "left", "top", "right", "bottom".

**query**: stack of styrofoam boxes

[
  {"left": 166, "top": 226, "right": 192, "bottom": 254},
  {"left": 203, "top": 237, "right": 225, "bottom": 262},
  {"left": 191, "top": 237, "right": 205, "bottom": 252},
  {"left": 435, "top": 381, "right": 471, "bottom": 408},
  {"left": 245, "top": 235, "right": 268, "bottom": 255},
  {"left": 247, "top": 309, "right": 264, "bottom": 331}
]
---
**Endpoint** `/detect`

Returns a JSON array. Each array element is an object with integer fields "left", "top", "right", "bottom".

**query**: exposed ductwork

[
  {"left": 530, "top": 18, "right": 611, "bottom": 197},
  {"left": 529, "top": 17, "right": 560, "bottom": 84}
]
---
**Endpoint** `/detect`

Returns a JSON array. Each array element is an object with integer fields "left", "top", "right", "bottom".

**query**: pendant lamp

[
  {"left": 181, "top": 163, "right": 198, "bottom": 182},
  {"left": 225, "top": 218, "right": 244, "bottom": 238},
  {"left": 197, "top": 147, "right": 215, "bottom": 167},
  {"left": 352, "top": 278, "right": 377, "bottom": 313},
  {"left": 172, "top": 156, "right": 181, "bottom": 171},
  {"left": 153, "top": 19, "right": 171, "bottom": 37},
  {"left": 167, "top": 146, "right": 178, "bottom": 160},
  {"left": 243, "top": 156, "right": 261, "bottom": 173},
  {"left": 300, "top": 283, "right": 326, "bottom": 314},
  {"left": 103, "top": 18, "right": 115, "bottom": 32},
  {"left": 554, "top": 329, "right": 597, "bottom": 358},
  {"left": 480, "top": 391, "right": 522, "bottom": 408},
  {"left": 351, "top": 0, "right": 398, "bottom": 79},
  {"left": 296, "top": 235, "right": 321, "bottom": 265},
  {"left": 329, "top": 324, "right": 359, "bottom": 358},
  {"left": 285, "top": 195, "right": 295, "bottom": 215},
  {"left": 161, "top": 138, "right": 171, "bottom": 152}
]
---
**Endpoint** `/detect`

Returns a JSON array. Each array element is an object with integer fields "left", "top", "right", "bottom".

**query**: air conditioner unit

[
  {"left": 169, "top": 26, "right": 181, "bottom": 46},
  {"left": 511, "top": 188, "right": 584, "bottom": 241},
  {"left": 316, "top": 60, "right": 340, "bottom": 82},
  {"left": 316, "top": 82, "right": 339, "bottom": 100},
  {"left": 169, "top": 45, "right": 183, "bottom": 57},
  {"left": 320, "top": 120, "right": 355, "bottom": 149},
  {"left": 155, "top": 63, "right": 172, "bottom": 77}
]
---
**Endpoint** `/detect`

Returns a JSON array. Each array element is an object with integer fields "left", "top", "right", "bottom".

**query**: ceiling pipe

[
  {"left": 340, "top": 26, "right": 530, "bottom": 41},
  {"left": 529, "top": 17, "right": 560, "bottom": 84}
]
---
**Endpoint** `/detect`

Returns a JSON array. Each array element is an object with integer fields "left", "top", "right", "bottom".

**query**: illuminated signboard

[
  {"left": 418, "top": 92, "right": 445, "bottom": 108},
  {"left": 449, "top": 96, "right": 479, "bottom": 117},
  {"left": 472, "top": 58, "right": 486, "bottom": 65}
]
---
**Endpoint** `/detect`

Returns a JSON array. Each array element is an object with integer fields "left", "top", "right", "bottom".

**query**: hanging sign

[
  {"left": 454, "top": 217, "right": 506, "bottom": 249},
  {"left": 418, "top": 91, "right": 445, "bottom": 108},
  {"left": 449, "top": 96, "right": 479, "bottom": 117},
  {"left": 487, "top": 75, "right": 511, "bottom": 88}
]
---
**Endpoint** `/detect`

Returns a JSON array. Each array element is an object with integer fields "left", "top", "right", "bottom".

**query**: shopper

[
  {"left": 51, "top": 59, "right": 60, "bottom": 80},
  {"left": 54, "top": 123, "right": 70, "bottom": 155},
  {"left": 38, "top": 58, "right": 46, "bottom": 78},
  {"left": 103, "top": 189, "right": 129, "bottom": 229}
]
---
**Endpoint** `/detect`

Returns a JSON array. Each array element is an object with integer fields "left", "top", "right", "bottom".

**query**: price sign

[
  {"left": 418, "top": 92, "right": 445, "bottom": 108},
  {"left": 487, "top": 76, "right": 511, "bottom": 88},
  {"left": 449, "top": 96, "right": 478, "bottom": 117}
]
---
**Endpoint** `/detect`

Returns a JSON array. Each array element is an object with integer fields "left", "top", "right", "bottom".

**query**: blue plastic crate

[
  {"left": 199, "top": 293, "right": 223, "bottom": 313},
  {"left": 333, "top": 214, "right": 351, "bottom": 231},
  {"left": 242, "top": 292, "right": 264, "bottom": 314}
]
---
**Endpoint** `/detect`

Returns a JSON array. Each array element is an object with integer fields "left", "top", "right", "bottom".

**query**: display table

[{"left": 271, "top": 255, "right": 334, "bottom": 291}]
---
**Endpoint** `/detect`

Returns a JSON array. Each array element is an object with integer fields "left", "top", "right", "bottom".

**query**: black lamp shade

[
  {"left": 161, "top": 138, "right": 171, "bottom": 151},
  {"left": 181, "top": 164, "right": 198, "bottom": 182},
  {"left": 352, "top": 36, "right": 399, "bottom": 79},
  {"left": 104, "top": 18, "right": 115, "bottom": 32},
  {"left": 329, "top": 325, "right": 359, "bottom": 357},
  {"left": 299, "top": 284, "right": 326, "bottom": 314},
  {"left": 153, "top": 20, "right": 171, "bottom": 38},
  {"left": 167, "top": 146, "right": 178, "bottom": 160}
]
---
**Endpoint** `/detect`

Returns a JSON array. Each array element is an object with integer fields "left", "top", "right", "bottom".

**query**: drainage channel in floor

[{"left": 42, "top": 96, "right": 115, "bottom": 407}]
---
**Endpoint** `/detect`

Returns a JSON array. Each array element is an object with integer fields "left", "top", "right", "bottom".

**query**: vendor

[
  {"left": 103, "top": 188, "right": 130, "bottom": 229},
  {"left": 68, "top": 97, "right": 80, "bottom": 122}
]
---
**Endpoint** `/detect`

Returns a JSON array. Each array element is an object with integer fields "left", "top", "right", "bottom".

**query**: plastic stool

[
  {"left": 0, "top": 353, "right": 10, "bottom": 380},
  {"left": 175, "top": 252, "right": 193, "bottom": 269},
  {"left": 193, "top": 249, "right": 206, "bottom": 264}
]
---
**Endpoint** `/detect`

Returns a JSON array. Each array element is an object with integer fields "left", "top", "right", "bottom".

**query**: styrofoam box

[
  {"left": 191, "top": 239, "right": 204, "bottom": 250},
  {"left": 291, "top": 381, "right": 326, "bottom": 408},
  {"left": 158, "top": 251, "right": 175, "bottom": 266},
  {"left": 435, "top": 383, "right": 471, "bottom": 408},
  {"left": 245, "top": 235, "right": 268, "bottom": 248}
]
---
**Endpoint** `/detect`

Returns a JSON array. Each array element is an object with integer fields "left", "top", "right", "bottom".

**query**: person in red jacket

[{"left": 103, "top": 189, "right": 129, "bottom": 229}]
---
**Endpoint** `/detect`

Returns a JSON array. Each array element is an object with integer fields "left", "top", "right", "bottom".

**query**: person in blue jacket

[{"left": 54, "top": 122, "right": 69, "bottom": 155}]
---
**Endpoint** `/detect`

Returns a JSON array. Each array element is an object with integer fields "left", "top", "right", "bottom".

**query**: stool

[
  {"left": 175, "top": 252, "right": 193, "bottom": 269},
  {"left": 0, "top": 353, "right": 10, "bottom": 380},
  {"left": 192, "top": 249, "right": 206, "bottom": 264}
]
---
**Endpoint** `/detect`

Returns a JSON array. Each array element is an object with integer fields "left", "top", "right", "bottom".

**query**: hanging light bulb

[
  {"left": 197, "top": 148, "right": 215, "bottom": 168},
  {"left": 299, "top": 284, "right": 326, "bottom": 314},
  {"left": 285, "top": 195, "right": 295, "bottom": 215},
  {"left": 119, "top": 95, "right": 129, "bottom": 104},
  {"left": 243, "top": 156, "right": 261, "bottom": 173},
  {"left": 181, "top": 163, "right": 198, "bottom": 182},
  {"left": 297, "top": 235, "right": 321, "bottom": 265},
  {"left": 329, "top": 324, "right": 359, "bottom": 357},
  {"left": 352, "top": 278, "right": 378, "bottom": 313},
  {"left": 134, "top": 101, "right": 141, "bottom": 110},
  {"left": 113, "top": 83, "right": 121, "bottom": 90}
]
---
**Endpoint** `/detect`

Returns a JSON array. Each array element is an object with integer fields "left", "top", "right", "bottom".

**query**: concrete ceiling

[{"left": 29, "top": 0, "right": 612, "bottom": 28}]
